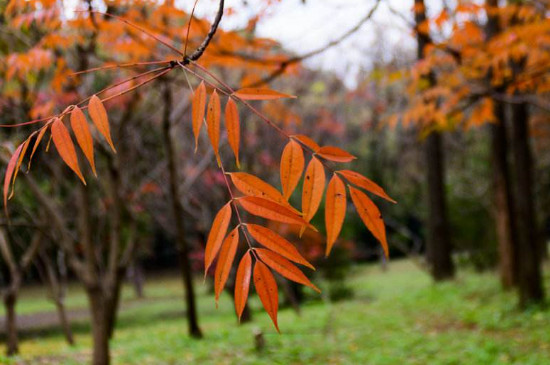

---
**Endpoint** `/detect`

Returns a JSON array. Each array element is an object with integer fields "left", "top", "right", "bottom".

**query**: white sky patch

[
  {"left": 63, "top": 0, "right": 446, "bottom": 87},
  {"left": 180, "top": 0, "right": 445, "bottom": 87}
]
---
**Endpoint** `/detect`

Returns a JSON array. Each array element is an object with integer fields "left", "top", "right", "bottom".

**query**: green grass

[{"left": 1, "top": 260, "right": 549, "bottom": 364}]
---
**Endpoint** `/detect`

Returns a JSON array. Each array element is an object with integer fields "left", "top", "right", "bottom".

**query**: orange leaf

[
  {"left": 51, "top": 118, "right": 86, "bottom": 185},
  {"left": 192, "top": 81, "right": 206, "bottom": 152},
  {"left": 225, "top": 98, "right": 240, "bottom": 168},
  {"left": 228, "top": 172, "right": 293, "bottom": 210},
  {"left": 338, "top": 170, "right": 396, "bottom": 203},
  {"left": 11, "top": 138, "right": 30, "bottom": 195},
  {"left": 325, "top": 175, "right": 346, "bottom": 256},
  {"left": 253, "top": 260, "right": 279, "bottom": 332},
  {"left": 70, "top": 106, "right": 96, "bottom": 175},
  {"left": 238, "top": 196, "right": 312, "bottom": 227},
  {"left": 204, "top": 202, "right": 232, "bottom": 275},
  {"left": 302, "top": 157, "right": 325, "bottom": 223},
  {"left": 246, "top": 224, "right": 314, "bottom": 269},
  {"left": 214, "top": 227, "right": 239, "bottom": 304},
  {"left": 292, "top": 134, "right": 320, "bottom": 152},
  {"left": 349, "top": 185, "right": 388, "bottom": 258},
  {"left": 88, "top": 95, "right": 116, "bottom": 153},
  {"left": 316, "top": 146, "right": 356, "bottom": 163},
  {"left": 27, "top": 124, "right": 50, "bottom": 169},
  {"left": 255, "top": 248, "right": 320, "bottom": 293},
  {"left": 233, "top": 88, "right": 296, "bottom": 101},
  {"left": 234, "top": 251, "right": 252, "bottom": 320},
  {"left": 3, "top": 143, "right": 24, "bottom": 215},
  {"left": 280, "top": 140, "right": 304, "bottom": 200},
  {"left": 207, "top": 90, "right": 221, "bottom": 165}
]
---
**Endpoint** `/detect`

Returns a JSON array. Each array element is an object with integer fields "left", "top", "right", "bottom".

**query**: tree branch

[{"left": 185, "top": 0, "right": 225, "bottom": 63}]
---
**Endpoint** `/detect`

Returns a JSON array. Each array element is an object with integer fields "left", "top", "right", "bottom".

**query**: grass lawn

[{"left": 1, "top": 259, "right": 549, "bottom": 364}]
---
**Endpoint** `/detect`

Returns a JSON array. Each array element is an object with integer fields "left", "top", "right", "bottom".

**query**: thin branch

[
  {"left": 184, "top": 0, "right": 201, "bottom": 57},
  {"left": 185, "top": 0, "right": 225, "bottom": 62},
  {"left": 70, "top": 60, "right": 171, "bottom": 76},
  {"left": 246, "top": 0, "right": 381, "bottom": 87}
]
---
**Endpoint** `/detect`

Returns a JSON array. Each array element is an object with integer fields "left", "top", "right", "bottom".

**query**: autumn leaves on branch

[{"left": 2, "top": 3, "right": 395, "bottom": 332}]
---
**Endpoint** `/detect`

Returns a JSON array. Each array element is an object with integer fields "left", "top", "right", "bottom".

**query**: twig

[
  {"left": 185, "top": 0, "right": 225, "bottom": 63},
  {"left": 184, "top": 0, "right": 201, "bottom": 57}
]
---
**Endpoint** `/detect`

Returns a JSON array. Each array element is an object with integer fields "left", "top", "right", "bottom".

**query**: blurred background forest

[{"left": 0, "top": 0, "right": 549, "bottom": 364}]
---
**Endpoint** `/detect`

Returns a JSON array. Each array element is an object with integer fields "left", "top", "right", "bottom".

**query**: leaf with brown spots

[{"left": 254, "top": 260, "right": 279, "bottom": 332}]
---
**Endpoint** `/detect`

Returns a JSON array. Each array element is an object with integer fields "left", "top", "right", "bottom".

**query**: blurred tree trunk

[
  {"left": 87, "top": 288, "right": 110, "bottom": 365},
  {"left": 162, "top": 82, "right": 203, "bottom": 338},
  {"left": 486, "top": 0, "right": 518, "bottom": 289},
  {"left": 415, "top": 0, "right": 454, "bottom": 280},
  {"left": 0, "top": 229, "right": 41, "bottom": 356},
  {"left": 4, "top": 292, "right": 18, "bottom": 356},
  {"left": 39, "top": 249, "right": 75, "bottom": 345},
  {"left": 506, "top": 0, "right": 545, "bottom": 307},
  {"left": 510, "top": 100, "right": 545, "bottom": 306}
]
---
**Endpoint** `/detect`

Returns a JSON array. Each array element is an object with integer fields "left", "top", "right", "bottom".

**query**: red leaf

[
  {"left": 325, "top": 175, "right": 346, "bottom": 256},
  {"left": 338, "top": 170, "right": 396, "bottom": 204},
  {"left": 233, "top": 88, "right": 296, "bottom": 100},
  {"left": 225, "top": 98, "right": 240, "bottom": 167},
  {"left": 254, "top": 260, "right": 279, "bottom": 332},
  {"left": 255, "top": 248, "right": 320, "bottom": 292},
  {"left": 214, "top": 228, "right": 239, "bottom": 304},
  {"left": 246, "top": 224, "right": 314, "bottom": 269},
  {"left": 51, "top": 118, "right": 86, "bottom": 185},
  {"left": 234, "top": 251, "right": 252, "bottom": 320},
  {"left": 349, "top": 185, "right": 389, "bottom": 258},
  {"left": 280, "top": 140, "right": 304, "bottom": 200},
  {"left": 192, "top": 81, "right": 207, "bottom": 152},
  {"left": 316, "top": 146, "right": 356, "bottom": 163},
  {"left": 204, "top": 202, "right": 232, "bottom": 275}
]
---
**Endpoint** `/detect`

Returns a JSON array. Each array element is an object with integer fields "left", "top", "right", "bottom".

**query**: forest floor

[{"left": 1, "top": 259, "right": 549, "bottom": 365}]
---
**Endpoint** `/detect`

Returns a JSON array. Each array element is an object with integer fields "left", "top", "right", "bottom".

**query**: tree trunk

[
  {"left": 485, "top": 0, "right": 519, "bottom": 289},
  {"left": 489, "top": 115, "right": 518, "bottom": 288},
  {"left": 510, "top": 101, "right": 545, "bottom": 307},
  {"left": 4, "top": 292, "right": 18, "bottom": 356},
  {"left": 129, "top": 261, "right": 145, "bottom": 299},
  {"left": 106, "top": 267, "right": 125, "bottom": 339},
  {"left": 414, "top": 0, "right": 454, "bottom": 281},
  {"left": 162, "top": 82, "right": 202, "bottom": 338},
  {"left": 87, "top": 288, "right": 110, "bottom": 365},
  {"left": 55, "top": 299, "right": 75, "bottom": 346},
  {"left": 424, "top": 132, "right": 455, "bottom": 280}
]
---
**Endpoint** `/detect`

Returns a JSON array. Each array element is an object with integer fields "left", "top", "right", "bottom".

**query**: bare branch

[{"left": 185, "top": 0, "right": 225, "bottom": 63}]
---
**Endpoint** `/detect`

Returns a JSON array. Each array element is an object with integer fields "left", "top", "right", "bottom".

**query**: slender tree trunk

[
  {"left": 87, "top": 288, "right": 110, "bottom": 365},
  {"left": 510, "top": 101, "right": 545, "bottom": 306},
  {"left": 414, "top": 0, "right": 454, "bottom": 280},
  {"left": 129, "top": 261, "right": 145, "bottom": 299},
  {"left": 162, "top": 82, "right": 202, "bottom": 338},
  {"left": 485, "top": 0, "right": 519, "bottom": 289},
  {"left": 4, "top": 292, "right": 18, "bottom": 356},
  {"left": 40, "top": 250, "right": 75, "bottom": 345},
  {"left": 55, "top": 299, "right": 75, "bottom": 345},
  {"left": 106, "top": 267, "right": 125, "bottom": 339},
  {"left": 489, "top": 112, "right": 518, "bottom": 288},
  {"left": 424, "top": 132, "right": 455, "bottom": 280}
]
